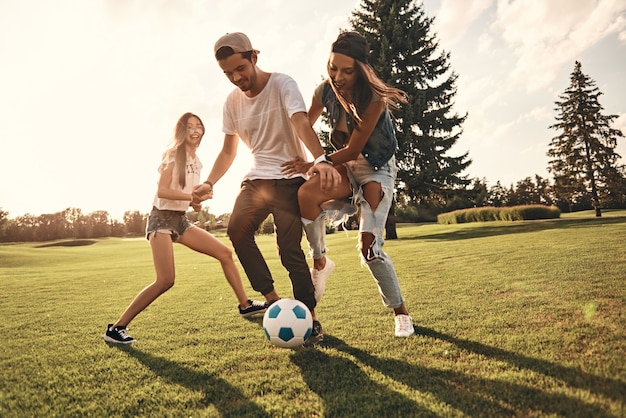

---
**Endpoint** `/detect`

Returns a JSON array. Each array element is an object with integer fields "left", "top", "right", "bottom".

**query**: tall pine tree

[
  {"left": 548, "top": 61, "right": 625, "bottom": 216},
  {"left": 350, "top": 0, "right": 471, "bottom": 208}
]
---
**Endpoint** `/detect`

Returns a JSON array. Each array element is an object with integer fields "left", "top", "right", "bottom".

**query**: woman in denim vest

[{"left": 283, "top": 32, "right": 415, "bottom": 337}]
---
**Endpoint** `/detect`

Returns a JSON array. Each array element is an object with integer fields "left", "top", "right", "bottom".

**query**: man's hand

[
  {"left": 309, "top": 162, "right": 341, "bottom": 191},
  {"left": 281, "top": 156, "right": 313, "bottom": 176},
  {"left": 193, "top": 184, "right": 214, "bottom": 202}
]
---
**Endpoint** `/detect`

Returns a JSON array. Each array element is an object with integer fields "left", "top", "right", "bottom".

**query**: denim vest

[{"left": 321, "top": 82, "right": 397, "bottom": 170}]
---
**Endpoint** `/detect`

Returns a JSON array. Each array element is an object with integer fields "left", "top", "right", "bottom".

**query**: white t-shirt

[
  {"left": 222, "top": 72, "right": 308, "bottom": 180},
  {"left": 152, "top": 152, "right": 202, "bottom": 212}
]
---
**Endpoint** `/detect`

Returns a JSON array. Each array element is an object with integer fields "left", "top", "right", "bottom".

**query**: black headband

[{"left": 331, "top": 32, "right": 370, "bottom": 63}]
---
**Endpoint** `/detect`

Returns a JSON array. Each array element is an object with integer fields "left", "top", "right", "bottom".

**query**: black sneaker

[
  {"left": 104, "top": 324, "right": 135, "bottom": 344},
  {"left": 239, "top": 300, "right": 269, "bottom": 318},
  {"left": 303, "top": 320, "right": 324, "bottom": 347}
]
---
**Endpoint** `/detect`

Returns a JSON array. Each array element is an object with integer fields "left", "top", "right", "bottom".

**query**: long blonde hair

[{"left": 164, "top": 112, "right": 203, "bottom": 189}]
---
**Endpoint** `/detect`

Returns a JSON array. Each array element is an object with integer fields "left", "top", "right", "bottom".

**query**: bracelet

[{"left": 203, "top": 180, "right": 213, "bottom": 189}]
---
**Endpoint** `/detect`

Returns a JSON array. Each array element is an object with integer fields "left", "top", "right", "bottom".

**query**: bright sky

[{"left": 1, "top": 0, "right": 625, "bottom": 220}]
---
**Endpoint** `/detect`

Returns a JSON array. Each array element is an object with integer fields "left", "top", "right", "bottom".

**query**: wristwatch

[{"left": 314, "top": 154, "right": 333, "bottom": 166}]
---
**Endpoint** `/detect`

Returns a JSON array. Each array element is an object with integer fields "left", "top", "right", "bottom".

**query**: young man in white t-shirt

[{"left": 193, "top": 32, "right": 340, "bottom": 346}]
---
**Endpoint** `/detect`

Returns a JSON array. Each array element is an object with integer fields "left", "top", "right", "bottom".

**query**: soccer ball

[{"left": 262, "top": 299, "right": 313, "bottom": 348}]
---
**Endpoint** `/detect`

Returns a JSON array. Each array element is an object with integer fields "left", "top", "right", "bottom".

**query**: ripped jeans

[
  {"left": 346, "top": 155, "right": 405, "bottom": 309},
  {"left": 304, "top": 155, "right": 405, "bottom": 308}
]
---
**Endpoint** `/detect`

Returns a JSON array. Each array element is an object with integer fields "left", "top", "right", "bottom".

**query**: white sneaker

[
  {"left": 394, "top": 314, "right": 415, "bottom": 337},
  {"left": 311, "top": 258, "right": 335, "bottom": 302}
]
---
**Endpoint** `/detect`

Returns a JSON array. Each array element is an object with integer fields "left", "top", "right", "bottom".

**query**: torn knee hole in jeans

[
  {"left": 362, "top": 238, "right": 382, "bottom": 262},
  {"left": 358, "top": 183, "right": 385, "bottom": 212}
]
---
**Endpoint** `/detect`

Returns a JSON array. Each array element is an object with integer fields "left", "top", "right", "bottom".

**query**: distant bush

[
  {"left": 257, "top": 214, "right": 275, "bottom": 235},
  {"left": 396, "top": 205, "right": 437, "bottom": 222},
  {"left": 438, "top": 205, "right": 560, "bottom": 224}
]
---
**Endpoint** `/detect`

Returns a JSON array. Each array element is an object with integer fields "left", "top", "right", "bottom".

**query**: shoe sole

[
  {"left": 104, "top": 335, "right": 135, "bottom": 344},
  {"left": 240, "top": 308, "right": 267, "bottom": 318},
  {"left": 303, "top": 333, "right": 324, "bottom": 347},
  {"left": 394, "top": 326, "right": 415, "bottom": 337}
]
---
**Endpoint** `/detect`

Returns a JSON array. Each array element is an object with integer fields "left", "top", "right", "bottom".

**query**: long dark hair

[
  {"left": 328, "top": 60, "right": 407, "bottom": 127},
  {"left": 328, "top": 31, "right": 407, "bottom": 126},
  {"left": 164, "top": 112, "right": 204, "bottom": 189}
]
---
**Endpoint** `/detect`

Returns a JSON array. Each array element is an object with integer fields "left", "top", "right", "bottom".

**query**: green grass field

[{"left": 1, "top": 211, "right": 625, "bottom": 417}]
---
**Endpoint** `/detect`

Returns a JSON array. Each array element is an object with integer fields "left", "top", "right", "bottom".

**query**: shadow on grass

[
  {"left": 291, "top": 332, "right": 619, "bottom": 417},
  {"left": 36, "top": 239, "right": 96, "bottom": 248},
  {"left": 415, "top": 327, "right": 626, "bottom": 408},
  {"left": 290, "top": 344, "right": 426, "bottom": 417},
  {"left": 114, "top": 346, "right": 270, "bottom": 417},
  {"left": 410, "top": 216, "right": 626, "bottom": 242}
]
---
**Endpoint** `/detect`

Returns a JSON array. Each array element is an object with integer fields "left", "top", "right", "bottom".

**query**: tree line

[
  {"left": 0, "top": 207, "right": 228, "bottom": 243},
  {"left": 2, "top": 167, "right": 623, "bottom": 243}
]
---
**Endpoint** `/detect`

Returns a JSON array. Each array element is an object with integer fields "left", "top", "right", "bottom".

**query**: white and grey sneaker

[
  {"left": 311, "top": 258, "right": 335, "bottom": 302},
  {"left": 104, "top": 324, "right": 136, "bottom": 344},
  {"left": 394, "top": 315, "right": 415, "bottom": 337}
]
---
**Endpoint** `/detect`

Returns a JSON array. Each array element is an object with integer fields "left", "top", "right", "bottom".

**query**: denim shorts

[
  {"left": 322, "top": 154, "right": 397, "bottom": 230},
  {"left": 146, "top": 207, "right": 192, "bottom": 242}
]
